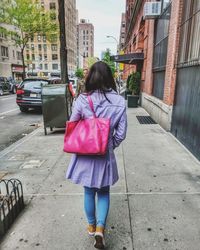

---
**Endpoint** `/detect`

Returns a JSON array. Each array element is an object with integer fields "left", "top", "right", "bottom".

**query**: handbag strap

[{"left": 87, "top": 95, "right": 96, "bottom": 117}]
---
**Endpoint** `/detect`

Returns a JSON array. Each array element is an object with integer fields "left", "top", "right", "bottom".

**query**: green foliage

[
  {"left": 102, "top": 49, "right": 116, "bottom": 76},
  {"left": 126, "top": 74, "right": 132, "bottom": 90},
  {"left": 86, "top": 57, "right": 98, "bottom": 68},
  {"left": 0, "top": 0, "right": 58, "bottom": 78},
  {"left": 75, "top": 68, "right": 84, "bottom": 78},
  {"left": 127, "top": 72, "right": 141, "bottom": 95}
]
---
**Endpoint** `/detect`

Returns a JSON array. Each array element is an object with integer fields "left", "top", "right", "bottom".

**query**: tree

[
  {"left": 58, "top": 0, "right": 70, "bottom": 118},
  {"left": 85, "top": 57, "right": 98, "bottom": 68},
  {"left": 102, "top": 49, "right": 116, "bottom": 76},
  {"left": 0, "top": 0, "right": 58, "bottom": 79},
  {"left": 75, "top": 68, "right": 83, "bottom": 78},
  {"left": 128, "top": 72, "right": 141, "bottom": 95}
]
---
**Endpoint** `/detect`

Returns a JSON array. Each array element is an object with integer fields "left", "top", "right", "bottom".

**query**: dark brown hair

[{"left": 85, "top": 61, "right": 117, "bottom": 96}]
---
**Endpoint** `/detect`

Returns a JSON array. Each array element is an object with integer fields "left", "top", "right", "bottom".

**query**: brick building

[
  {"left": 117, "top": 0, "right": 200, "bottom": 159},
  {"left": 119, "top": 13, "right": 126, "bottom": 51}
]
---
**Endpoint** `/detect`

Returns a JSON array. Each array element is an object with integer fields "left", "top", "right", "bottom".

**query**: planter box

[
  {"left": 125, "top": 90, "right": 132, "bottom": 100},
  {"left": 127, "top": 95, "right": 139, "bottom": 108}
]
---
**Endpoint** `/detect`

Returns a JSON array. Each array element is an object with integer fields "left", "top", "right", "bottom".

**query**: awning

[
  {"left": 110, "top": 52, "right": 144, "bottom": 64},
  {"left": 11, "top": 64, "right": 24, "bottom": 73}
]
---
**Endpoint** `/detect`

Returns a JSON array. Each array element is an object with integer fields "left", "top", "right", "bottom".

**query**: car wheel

[
  {"left": 20, "top": 106, "right": 28, "bottom": 112},
  {"left": 0, "top": 89, "right": 3, "bottom": 96}
]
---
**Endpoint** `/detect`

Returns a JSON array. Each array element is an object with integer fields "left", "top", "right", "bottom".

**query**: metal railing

[{"left": 0, "top": 179, "right": 24, "bottom": 238}]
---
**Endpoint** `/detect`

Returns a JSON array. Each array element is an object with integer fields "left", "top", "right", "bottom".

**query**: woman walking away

[{"left": 66, "top": 61, "right": 127, "bottom": 249}]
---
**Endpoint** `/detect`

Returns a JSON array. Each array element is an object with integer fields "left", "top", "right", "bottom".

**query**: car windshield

[{"left": 21, "top": 80, "right": 49, "bottom": 89}]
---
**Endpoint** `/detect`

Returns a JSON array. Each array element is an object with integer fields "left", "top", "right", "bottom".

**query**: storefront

[{"left": 11, "top": 64, "right": 23, "bottom": 81}]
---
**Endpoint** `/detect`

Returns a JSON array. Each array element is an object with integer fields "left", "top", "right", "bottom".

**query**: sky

[{"left": 76, "top": 0, "right": 126, "bottom": 59}]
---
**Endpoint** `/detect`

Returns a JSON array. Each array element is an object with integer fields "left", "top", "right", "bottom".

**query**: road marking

[{"left": 0, "top": 108, "right": 19, "bottom": 116}]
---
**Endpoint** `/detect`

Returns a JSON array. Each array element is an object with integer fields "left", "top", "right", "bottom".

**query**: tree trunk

[
  {"left": 58, "top": 0, "right": 70, "bottom": 119},
  {"left": 21, "top": 48, "right": 26, "bottom": 80}
]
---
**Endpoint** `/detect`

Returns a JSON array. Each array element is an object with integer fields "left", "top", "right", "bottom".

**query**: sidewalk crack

[{"left": 122, "top": 142, "right": 134, "bottom": 250}]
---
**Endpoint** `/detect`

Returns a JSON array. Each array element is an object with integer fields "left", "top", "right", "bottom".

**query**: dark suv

[
  {"left": 16, "top": 77, "right": 61, "bottom": 112},
  {"left": 0, "top": 77, "right": 10, "bottom": 95}
]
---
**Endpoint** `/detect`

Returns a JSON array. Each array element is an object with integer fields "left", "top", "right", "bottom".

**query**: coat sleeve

[
  {"left": 69, "top": 96, "right": 82, "bottom": 121},
  {"left": 113, "top": 107, "right": 127, "bottom": 149}
]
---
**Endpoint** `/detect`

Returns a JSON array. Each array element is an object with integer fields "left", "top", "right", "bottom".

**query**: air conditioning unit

[{"left": 144, "top": 1, "right": 161, "bottom": 19}]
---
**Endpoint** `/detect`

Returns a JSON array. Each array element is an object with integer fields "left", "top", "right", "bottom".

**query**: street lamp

[{"left": 106, "top": 35, "right": 119, "bottom": 53}]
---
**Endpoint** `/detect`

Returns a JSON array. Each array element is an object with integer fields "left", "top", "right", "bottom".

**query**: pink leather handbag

[{"left": 63, "top": 95, "right": 110, "bottom": 155}]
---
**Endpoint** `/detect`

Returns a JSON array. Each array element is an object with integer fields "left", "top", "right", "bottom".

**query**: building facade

[
  {"left": 0, "top": 24, "right": 23, "bottom": 80},
  {"left": 119, "top": 13, "right": 126, "bottom": 51},
  {"left": 123, "top": 0, "right": 200, "bottom": 159},
  {"left": 26, "top": 0, "right": 77, "bottom": 77},
  {"left": 77, "top": 19, "right": 94, "bottom": 68}
]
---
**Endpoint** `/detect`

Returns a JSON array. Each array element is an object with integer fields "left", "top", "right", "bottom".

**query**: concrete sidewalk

[{"left": 1, "top": 107, "right": 200, "bottom": 250}]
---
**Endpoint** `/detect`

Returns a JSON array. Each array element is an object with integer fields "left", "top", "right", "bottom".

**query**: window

[
  {"left": 52, "top": 54, "right": 58, "bottom": 60},
  {"left": 37, "top": 35, "right": 41, "bottom": 42},
  {"left": 1, "top": 46, "right": 9, "bottom": 57},
  {"left": 50, "top": 34, "right": 57, "bottom": 42},
  {"left": 39, "top": 54, "right": 42, "bottom": 60},
  {"left": 0, "top": 32, "right": 7, "bottom": 39},
  {"left": 39, "top": 64, "right": 43, "bottom": 70},
  {"left": 162, "top": 0, "right": 171, "bottom": 11},
  {"left": 43, "top": 35, "right": 46, "bottom": 42},
  {"left": 31, "top": 44, "right": 34, "bottom": 50},
  {"left": 38, "top": 44, "right": 42, "bottom": 50},
  {"left": 50, "top": 12, "right": 56, "bottom": 20},
  {"left": 51, "top": 44, "right": 57, "bottom": 51},
  {"left": 32, "top": 64, "right": 35, "bottom": 69},
  {"left": 17, "top": 51, "right": 22, "bottom": 60},
  {"left": 86, "top": 30, "right": 88, "bottom": 34},
  {"left": 26, "top": 44, "right": 29, "bottom": 49},
  {"left": 52, "top": 63, "right": 58, "bottom": 70},
  {"left": 152, "top": 2, "right": 171, "bottom": 100},
  {"left": 44, "top": 64, "right": 48, "bottom": 70},
  {"left": 32, "top": 54, "right": 35, "bottom": 60},
  {"left": 44, "top": 54, "right": 47, "bottom": 60},
  {"left": 26, "top": 54, "right": 30, "bottom": 60},
  {"left": 50, "top": 2, "right": 56, "bottom": 9},
  {"left": 83, "top": 30, "right": 85, "bottom": 34},
  {"left": 178, "top": 0, "right": 200, "bottom": 65},
  {"left": 43, "top": 44, "right": 47, "bottom": 51},
  {"left": 41, "top": 2, "right": 44, "bottom": 8},
  {"left": 30, "top": 35, "right": 34, "bottom": 42}
]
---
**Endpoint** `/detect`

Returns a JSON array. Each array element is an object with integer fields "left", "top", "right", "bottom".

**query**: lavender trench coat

[{"left": 66, "top": 90, "right": 127, "bottom": 188}]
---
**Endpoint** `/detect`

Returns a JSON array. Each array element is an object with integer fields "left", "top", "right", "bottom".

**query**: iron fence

[{"left": 0, "top": 179, "right": 24, "bottom": 238}]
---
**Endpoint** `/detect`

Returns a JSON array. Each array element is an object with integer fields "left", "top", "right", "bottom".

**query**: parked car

[
  {"left": 0, "top": 77, "right": 10, "bottom": 96},
  {"left": 8, "top": 78, "right": 20, "bottom": 94},
  {"left": 16, "top": 77, "right": 61, "bottom": 112}
]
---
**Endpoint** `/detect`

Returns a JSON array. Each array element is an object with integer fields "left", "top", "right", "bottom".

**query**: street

[{"left": 0, "top": 94, "right": 43, "bottom": 151}]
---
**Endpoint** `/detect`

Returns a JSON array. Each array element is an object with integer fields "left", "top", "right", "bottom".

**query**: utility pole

[{"left": 58, "top": 0, "right": 71, "bottom": 118}]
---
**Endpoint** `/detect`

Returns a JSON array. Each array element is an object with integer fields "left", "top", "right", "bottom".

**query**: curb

[{"left": 0, "top": 127, "right": 43, "bottom": 159}]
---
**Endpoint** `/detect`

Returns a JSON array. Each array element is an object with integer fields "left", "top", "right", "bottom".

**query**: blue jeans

[{"left": 84, "top": 186, "right": 110, "bottom": 228}]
